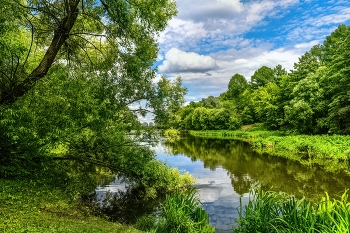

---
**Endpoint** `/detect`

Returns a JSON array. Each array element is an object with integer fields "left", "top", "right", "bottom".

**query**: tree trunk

[{"left": 0, "top": 2, "right": 79, "bottom": 105}]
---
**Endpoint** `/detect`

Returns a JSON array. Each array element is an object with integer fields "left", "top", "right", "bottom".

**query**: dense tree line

[{"left": 170, "top": 25, "right": 350, "bottom": 135}]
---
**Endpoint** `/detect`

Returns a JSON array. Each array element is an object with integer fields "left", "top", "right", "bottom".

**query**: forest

[{"left": 168, "top": 24, "right": 350, "bottom": 135}]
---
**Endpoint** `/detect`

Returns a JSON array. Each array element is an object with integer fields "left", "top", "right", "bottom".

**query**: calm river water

[{"left": 98, "top": 134, "right": 350, "bottom": 232}]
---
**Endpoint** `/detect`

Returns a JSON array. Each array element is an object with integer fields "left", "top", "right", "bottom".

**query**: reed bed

[
  {"left": 136, "top": 188, "right": 215, "bottom": 233},
  {"left": 234, "top": 189, "right": 350, "bottom": 233}
]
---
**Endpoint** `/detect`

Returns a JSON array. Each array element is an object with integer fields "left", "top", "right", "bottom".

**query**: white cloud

[
  {"left": 306, "top": 8, "right": 350, "bottom": 27},
  {"left": 155, "top": 0, "right": 350, "bottom": 102},
  {"left": 170, "top": 45, "right": 307, "bottom": 101},
  {"left": 294, "top": 40, "right": 320, "bottom": 49},
  {"left": 158, "top": 48, "right": 218, "bottom": 73},
  {"left": 176, "top": 0, "right": 244, "bottom": 21}
]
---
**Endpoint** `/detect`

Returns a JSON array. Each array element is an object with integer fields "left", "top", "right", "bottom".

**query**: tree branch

[{"left": 0, "top": 1, "right": 80, "bottom": 104}]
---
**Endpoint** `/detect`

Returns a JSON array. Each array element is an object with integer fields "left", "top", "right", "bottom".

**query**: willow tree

[
  {"left": 0, "top": 0, "right": 195, "bottom": 198},
  {"left": 0, "top": 0, "right": 177, "bottom": 105}
]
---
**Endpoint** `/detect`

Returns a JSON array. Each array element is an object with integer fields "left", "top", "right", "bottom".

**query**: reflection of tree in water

[
  {"left": 83, "top": 187, "right": 162, "bottom": 224},
  {"left": 163, "top": 135, "right": 350, "bottom": 201},
  {"left": 230, "top": 174, "right": 254, "bottom": 196}
]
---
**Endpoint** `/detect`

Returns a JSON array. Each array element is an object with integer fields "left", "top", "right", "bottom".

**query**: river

[{"left": 97, "top": 134, "right": 350, "bottom": 232}]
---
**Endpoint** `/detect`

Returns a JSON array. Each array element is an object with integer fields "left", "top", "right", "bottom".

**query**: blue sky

[{"left": 154, "top": 0, "right": 350, "bottom": 103}]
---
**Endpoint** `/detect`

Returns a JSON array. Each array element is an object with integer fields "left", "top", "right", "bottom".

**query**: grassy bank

[
  {"left": 234, "top": 188, "right": 350, "bottom": 233},
  {"left": 0, "top": 178, "right": 143, "bottom": 233},
  {"left": 189, "top": 128, "right": 350, "bottom": 173}
]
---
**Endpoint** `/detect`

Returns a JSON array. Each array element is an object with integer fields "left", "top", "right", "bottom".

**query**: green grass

[
  {"left": 234, "top": 188, "right": 350, "bottom": 233},
  {"left": 189, "top": 129, "right": 350, "bottom": 173},
  {"left": 135, "top": 188, "right": 215, "bottom": 233},
  {"left": 0, "top": 179, "right": 143, "bottom": 233}
]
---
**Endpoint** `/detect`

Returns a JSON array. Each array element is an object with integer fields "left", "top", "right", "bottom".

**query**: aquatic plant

[
  {"left": 234, "top": 188, "right": 350, "bottom": 233},
  {"left": 136, "top": 188, "right": 215, "bottom": 233}
]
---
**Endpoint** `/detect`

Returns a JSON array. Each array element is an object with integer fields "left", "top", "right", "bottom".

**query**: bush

[
  {"left": 164, "top": 128, "right": 181, "bottom": 142},
  {"left": 132, "top": 160, "right": 196, "bottom": 199}
]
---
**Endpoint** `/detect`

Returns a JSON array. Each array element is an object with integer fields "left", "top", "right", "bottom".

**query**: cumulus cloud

[
  {"left": 156, "top": 0, "right": 350, "bottom": 102},
  {"left": 294, "top": 40, "right": 320, "bottom": 49},
  {"left": 165, "top": 46, "right": 307, "bottom": 101},
  {"left": 176, "top": 0, "right": 244, "bottom": 21},
  {"left": 158, "top": 48, "right": 218, "bottom": 73}
]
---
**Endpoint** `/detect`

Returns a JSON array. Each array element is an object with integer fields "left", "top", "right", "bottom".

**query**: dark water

[{"left": 98, "top": 134, "right": 350, "bottom": 232}]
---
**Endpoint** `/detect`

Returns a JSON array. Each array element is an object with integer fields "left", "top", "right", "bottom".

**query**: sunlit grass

[{"left": 0, "top": 179, "right": 143, "bottom": 233}]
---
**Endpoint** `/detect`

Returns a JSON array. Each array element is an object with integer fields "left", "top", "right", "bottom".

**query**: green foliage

[
  {"left": 132, "top": 160, "right": 196, "bottom": 199},
  {"left": 234, "top": 188, "right": 350, "bottom": 233},
  {"left": 0, "top": 59, "right": 190, "bottom": 204},
  {"left": 152, "top": 76, "right": 188, "bottom": 128},
  {"left": 136, "top": 189, "right": 215, "bottom": 233},
  {"left": 0, "top": 0, "right": 178, "bottom": 104},
  {"left": 251, "top": 82, "right": 282, "bottom": 129},
  {"left": 223, "top": 74, "right": 248, "bottom": 100},
  {"left": 322, "top": 25, "right": 350, "bottom": 134},
  {"left": 188, "top": 107, "right": 237, "bottom": 130},
  {"left": 250, "top": 66, "right": 275, "bottom": 90},
  {"left": 200, "top": 96, "right": 222, "bottom": 108},
  {"left": 164, "top": 128, "right": 181, "bottom": 143},
  {"left": 284, "top": 67, "right": 328, "bottom": 133},
  {"left": 284, "top": 100, "right": 315, "bottom": 133}
]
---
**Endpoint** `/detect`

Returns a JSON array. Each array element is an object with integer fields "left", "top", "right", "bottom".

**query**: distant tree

[
  {"left": 290, "top": 50, "right": 321, "bottom": 82},
  {"left": 251, "top": 83, "right": 282, "bottom": 129},
  {"left": 273, "top": 64, "right": 288, "bottom": 85},
  {"left": 224, "top": 74, "right": 248, "bottom": 100},
  {"left": 284, "top": 69, "right": 326, "bottom": 133},
  {"left": 200, "top": 96, "right": 222, "bottom": 108},
  {"left": 151, "top": 76, "right": 188, "bottom": 128},
  {"left": 250, "top": 66, "right": 275, "bottom": 89},
  {"left": 322, "top": 25, "right": 350, "bottom": 134},
  {"left": 273, "top": 64, "right": 288, "bottom": 77}
]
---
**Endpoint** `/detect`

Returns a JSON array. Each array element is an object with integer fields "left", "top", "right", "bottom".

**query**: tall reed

[
  {"left": 136, "top": 188, "right": 215, "bottom": 233},
  {"left": 234, "top": 189, "right": 350, "bottom": 233}
]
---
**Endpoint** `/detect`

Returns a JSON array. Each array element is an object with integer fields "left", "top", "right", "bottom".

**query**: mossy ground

[{"left": 0, "top": 179, "right": 143, "bottom": 233}]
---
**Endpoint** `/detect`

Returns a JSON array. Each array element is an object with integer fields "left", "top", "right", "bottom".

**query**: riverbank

[
  {"left": 0, "top": 178, "right": 143, "bottom": 233},
  {"left": 189, "top": 128, "right": 350, "bottom": 173}
]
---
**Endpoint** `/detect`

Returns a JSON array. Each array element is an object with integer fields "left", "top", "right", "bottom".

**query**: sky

[{"left": 154, "top": 0, "right": 350, "bottom": 104}]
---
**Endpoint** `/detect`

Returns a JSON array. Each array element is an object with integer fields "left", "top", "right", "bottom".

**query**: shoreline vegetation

[
  {"left": 189, "top": 126, "right": 350, "bottom": 174},
  {"left": 188, "top": 128, "right": 350, "bottom": 232},
  {"left": 234, "top": 188, "right": 350, "bottom": 233},
  {"left": 0, "top": 179, "right": 143, "bottom": 233},
  {"left": 0, "top": 177, "right": 214, "bottom": 233}
]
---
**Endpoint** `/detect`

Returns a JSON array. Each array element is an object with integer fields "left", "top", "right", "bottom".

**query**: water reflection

[
  {"left": 96, "top": 134, "right": 350, "bottom": 232},
  {"left": 161, "top": 134, "right": 350, "bottom": 201},
  {"left": 158, "top": 134, "right": 350, "bottom": 232}
]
